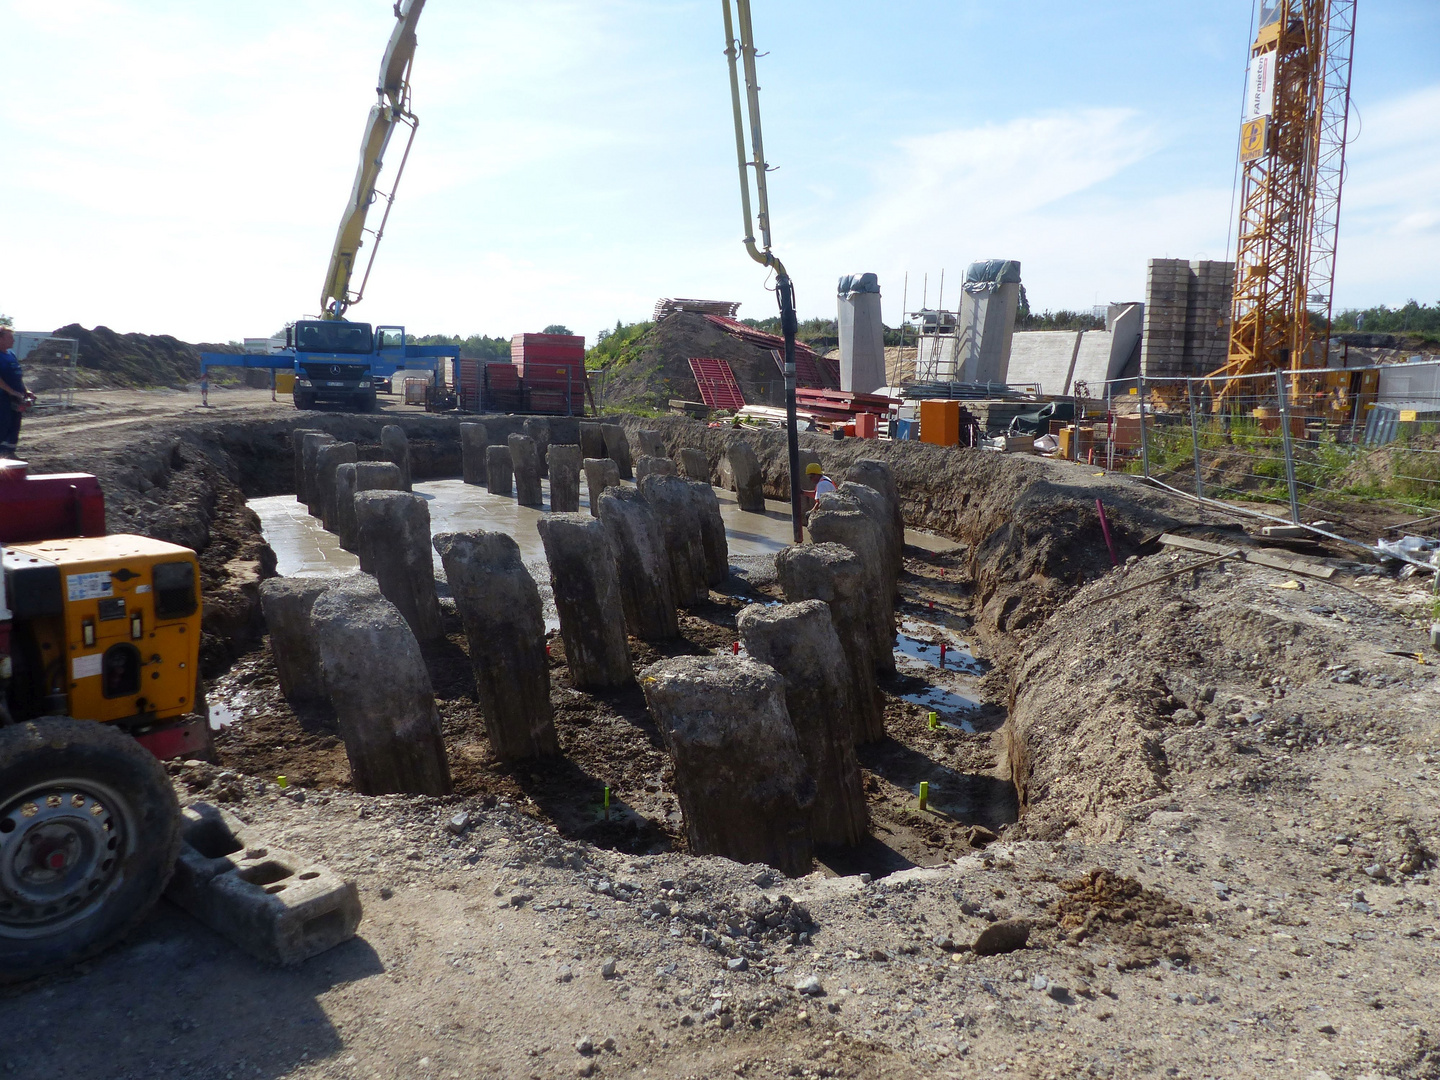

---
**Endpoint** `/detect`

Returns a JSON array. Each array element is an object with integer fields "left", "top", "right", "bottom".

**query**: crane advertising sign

[{"left": 1240, "top": 48, "right": 1276, "bottom": 163}]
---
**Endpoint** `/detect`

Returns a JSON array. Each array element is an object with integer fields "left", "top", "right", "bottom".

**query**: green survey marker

[{"left": 918, "top": 781, "right": 929, "bottom": 812}]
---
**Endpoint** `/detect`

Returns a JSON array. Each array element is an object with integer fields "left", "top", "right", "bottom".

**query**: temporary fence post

[
  {"left": 1071, "top": 393, "right": 1080, "bottom": 461},
  {"left": 1276, "top": 371, "right": 1301, "bottom": 524},
  {"left": 1137, "top": 373, "right": 1150, "bottom": 479},
  {"left": 1187, "top": 379, "right": 1204, "bottom": 500},
  {"left": 1348, "top": 367, "right": 1365, "bottom": 446}
]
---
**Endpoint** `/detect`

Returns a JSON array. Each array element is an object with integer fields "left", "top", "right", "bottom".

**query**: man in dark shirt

[{"left": 0, "top": 326, "right": 36, "bottom": 457}]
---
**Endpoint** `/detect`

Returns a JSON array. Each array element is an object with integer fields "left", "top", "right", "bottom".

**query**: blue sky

[{"left": 2, "top": 0, "right": 1436, "bottom": 345}]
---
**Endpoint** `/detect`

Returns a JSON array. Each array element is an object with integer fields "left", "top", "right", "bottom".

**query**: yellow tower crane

[{"left": 1212, "top": 0, "right": 1357, "bottom": 402}]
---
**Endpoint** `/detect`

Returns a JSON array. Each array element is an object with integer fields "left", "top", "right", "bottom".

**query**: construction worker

[
  {"left": 801, "top": 461, "right": 836, "bottom": 521},
  {"left": 0, "top": 326, "right": 36, "bottom": 458}
]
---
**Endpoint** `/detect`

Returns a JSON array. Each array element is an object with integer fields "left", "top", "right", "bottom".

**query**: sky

[{"left": 2, "top": 0, "right": 1437, "bottom": 345}]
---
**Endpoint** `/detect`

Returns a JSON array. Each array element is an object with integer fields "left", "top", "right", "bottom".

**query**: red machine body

[{"left": 0, "top": 458, "right": 107, "bottom": 544}]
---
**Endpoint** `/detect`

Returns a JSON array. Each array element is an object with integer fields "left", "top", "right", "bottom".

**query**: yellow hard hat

[{"left": 806, "top": 463, "right": 823, "bottom": 475}]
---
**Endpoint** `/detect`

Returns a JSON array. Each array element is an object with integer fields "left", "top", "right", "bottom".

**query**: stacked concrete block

[
  {"left": 548, "top": 444, "right": 582, "bottom": 513},
  {"left": 776, "top": 542, "right": 885, "bottom": 743},
  {"left": 352, "top": 490, "right": 444, "bottom": 643},
  {"left": 737, "top": 601, "right": 868, "bottom": 847},
  {"left": 579, "top": 422, "right": 605, "bottom": 461},
  {"left": 634, "top": 454, "right": 677, "bottom": 484},
  {"left": 310, "top": 575, "right": 451, "bottom": 796},
  {"left": 583, "top": 457, "right": 620, "bottom": 517},
  {"left": 727, "top": 440, "right": 766, "bottom": 512},
  {"left": 640, "top": 655, "right": 815, "bottom": 877},
  {"left": 679, "top": 448, "right": 709, "bottom": 483},
  {"left": 523, "top": 417, "right": 551, "bottom": 479},
  {"left": 335, "top": 461, "right": 404, "bottom": 552},
  {"left": 258, "top": 577, "right": 332, "bottom": 705},
  {"left": 639, "top": 473, "right": 709, "bottom": 607},
  {"left": 508, "top": 433, "right": 544, "bottom": 508},
  {"left": 536, "top": 513, "right": 633, "bottom": 690},
  {"left": 314, "top": 442, "right": 358, "bottom": 534},
  {"left": 292, "top": 429, "right": 326, "bottom": 506},
  {"left": 1141, "top": 258, "right": 1234, "bottom": 379},
  {"left": 601, "top": 423, "right": 633, "bottom": 480},
  {"left": 485, "top": 445, "right": 513, "bottom": 497},
  {"left": 380, "top": 424, "right": 412, "bottom": 491},
  {"left": 434, "top": 531, "right": 557, "bottom": 761},
  {"left": 301, "top": 433, "right": 337, "bottom": 516},
  {"left": 596, "top": 487, "right": 679, "bottom": 641},
  {"left": 461, "top": 423, "right": 489, "bottom": 486}
]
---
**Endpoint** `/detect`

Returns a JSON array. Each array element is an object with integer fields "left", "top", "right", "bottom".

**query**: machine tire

[
  {"left": 0, "top": 718, "right": 182, "bottom": 984},
  {"left": 294, "top": 392, "right": 315, "bottom": 411},
  {"left": 357, "top": 389, "right": 377, "bottom": 414}
]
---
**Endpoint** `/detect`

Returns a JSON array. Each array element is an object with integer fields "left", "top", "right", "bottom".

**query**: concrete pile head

[
  {"left": 600, "top": 423, "right": 633, "bottom": 480},
  {"left": 508, "top": 433, "right": 544, "bottom": 508},
  {"left": 309, "top": 575, "right": 452, "bottom": 796},
  {"left": 679, "top": 447, "right": 709, "bottom": 483},
  {"left": 582, "top": 457, "right": 620, "bottom": 517},
  {"left": 638, "top": 473, "right": 709, "bottom": 607},
  {"left": 314, "top": 441, "right": 359, "bottom": 534},
  {"left": 685, "top": 478, "right": 729, "bottom": 586},
  {"left": 484, "top": 444, "right": 513, "bottom": 497},
  {"left": 837, "top": 480, "right": 902, "bottom": 592},
  {"left": 639, "top": 654, "right": 815, "bottom": 877},
  {"left": 579, "top": 422, "right": 605, "bottom": 461},
  {"left": 292, "top": 429, "right": 327, "bottom": 506},
  {"left": 380, "top": 424, "right": 413, "bottom": 491},
  {"left": 434, "top": 531, "right": 557, "bottom": 761},
  {"left": 774, "top": 541, "right": 885, "bottom": 743},
  {"left": 843, "top": 459, "right": 904, "bottom": 577},
  {"left": 335, "top": 461, "right": 404, "bottom": 552},
  {"left": 596, "top": 486, "right": 679, "bottom": 641},
  {"left": 737, "top": 600, "right": 868, "bottom": 847},
  {"left": 634, "top": 454, "right": 677, "bottom": 484},
  {"left": 460, "top": 423, "right": 489, "bottom": 486},
  {"left": 726, "top": 439, "right": 766, "bottom": 512},
  {"left": 535, "top": 513, "right": 633, "bottom": 690},
  {"left": 547, "top": 444, "right": 583, "bottom": 513},
  {"left": 522, "top": 417, "right": 551, "bottom": 478},
  {"left": 258, "top": 577, "right": 332, "bottom": 705},
  {"left": 635, "top": 428, "right": 665, "bottom": 460},
  {"left": 808, "top": 491, "right": 896, "bottom": 678},
  {"left": 352, "top": 489, "right": 444, "bottom": 642},
  {"left": 301, "top": 432, "right": 337, "bottom": 516}
]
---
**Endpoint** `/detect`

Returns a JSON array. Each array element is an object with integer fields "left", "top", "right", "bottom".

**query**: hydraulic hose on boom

[
  {"left": 721, "top": 0, "right": 804, "bottom": 542},
  {"left": 320, "top": 0, "right": 427, "bottom": 321}
]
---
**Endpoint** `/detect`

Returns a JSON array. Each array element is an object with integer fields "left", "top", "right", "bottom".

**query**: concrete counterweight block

[
  {"left": 775, "top": 542, "right": 885, "bottom": 743},
  {"left": 579, "top": 421, "right": 606, "bottom": 461},
  {"left": 461, "top": 423, "right": 489, "bottom": 486},
  {"left": 635, "top": 428, "right": 665, "bottom": 460},
  {"left": 808, "top": 491, "right": 896, "bottom": 678},
  {"left": 434, "top": 531, "right": 557, "bottom": 760},
  {"left": 638, "top": 473, "right": 709, "bottom": 607},
  {"left": 352, "top": 490, "right": 444, "bottom": 642},
  {"left": 258, "top": 577, "right": 331, "bottom": 704},
  {"left": 640, "top": 655, "right": 815, "bottom": 877},
  {"left": 583, "top": 457, "right": 620, "bottom": 517},
  {"left": 485, "top": 444, "right": 513, "bottom": 497},
  {"left": 336, "top": 461, "right": 404, "bottom": 552},
  {"left": 727, "top": 440, "right": 766, "bottom": 512},
  {"left": 523, "top": 417, "right": 551, "bottom": 479},
  {"left": 679, "top": 447, "right": 709, "bottom": 483},
  {"left": 838, "top": 481, "right": 902, "bottom": 598},
  {"left": 508, "top": 433, "right": 544, "bottom": 507},
  {"left": 548, "top": 444, "right": 582, "bottom": 513},
  {"left": 380, "top": 424, "right": 413, "bottom": 491},
  {"left": 292, "top": 429, "right": 326, "bottom": 506},
  {"left": 737, "top": 601, "right": 868, "bottom": 847},
  {"left": 536, "top": 514, "right": 633, "bottom": 690},
  {"left": 687, "top": 480, "right": 729, "bottom": 586},
  {"left": 301, "top": 432, "right": 337, "bottom": 516},
  {"left": 310, "top": 577, "right": 452, "bottom": 796},
  {"left": 601, "top": 423, "right": 633, "bottom": 480},
  {"left": 634, "top": 454, "right": 677, "bottom": 484},
  {"left": 843, "top": 460, "right": 904, "bottom": 585},
  {"left": 596, "top": 487, "right": 679, "bottom": 641},
  {"left": 315, "top": 442, "right": 359, "bottom": 534}
]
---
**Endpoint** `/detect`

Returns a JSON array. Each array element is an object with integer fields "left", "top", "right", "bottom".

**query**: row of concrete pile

[{"left": 266, "top": 420, "right": 905, "bottom": 880}]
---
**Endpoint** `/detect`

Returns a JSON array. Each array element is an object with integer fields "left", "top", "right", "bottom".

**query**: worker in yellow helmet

[{"left": 801, "top": 461, "right": 836, "bottom": 522}]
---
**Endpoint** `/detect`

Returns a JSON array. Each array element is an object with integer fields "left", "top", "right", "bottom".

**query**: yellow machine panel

[{"left": 6, "top": 535, "right": 201, "bottom": 725}]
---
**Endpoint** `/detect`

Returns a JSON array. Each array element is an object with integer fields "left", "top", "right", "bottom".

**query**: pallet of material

[{"left": 1158, "top": 534, "right": 1336, "bottom": 579}]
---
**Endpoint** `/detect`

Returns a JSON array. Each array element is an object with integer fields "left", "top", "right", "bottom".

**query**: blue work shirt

[{"left": 0, "top": 349, "right": 24, "bottom": 405}]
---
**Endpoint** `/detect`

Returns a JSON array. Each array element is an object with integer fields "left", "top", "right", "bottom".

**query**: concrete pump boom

[{"left": 320, "top": 0, "right": 426, "bottom": 321}]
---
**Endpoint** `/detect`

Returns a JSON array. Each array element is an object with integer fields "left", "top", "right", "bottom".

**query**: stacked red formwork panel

[
  {"left": 483, "top": 361, "right": 522, "bottom": 413},
  {"left": 512, "top": 333, "right": 587, "bottom": 415}
]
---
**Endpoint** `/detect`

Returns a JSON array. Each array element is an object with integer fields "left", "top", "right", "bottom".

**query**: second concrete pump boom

[{"left": 320, "top": 0, "right": 427, "bottom": 321}]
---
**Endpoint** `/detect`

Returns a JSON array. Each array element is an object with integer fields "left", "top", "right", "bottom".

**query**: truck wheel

[
  {"left": 0, "top": 719, "right": 182, "bottom": 984},
  {"left": 356, "top": 390, "right": 377, "bottom": 414},
  {"left": 294, "top": 392, "right": 315, "bottom": 411}
]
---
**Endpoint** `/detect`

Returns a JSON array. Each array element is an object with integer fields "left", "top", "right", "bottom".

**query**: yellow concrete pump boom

[{"left": 320, "top": 0, "right": 427, "bottom": 321}]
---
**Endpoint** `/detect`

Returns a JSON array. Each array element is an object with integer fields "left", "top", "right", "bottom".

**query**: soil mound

[
  {"left": 599, "top": 312, "right": 789, "bottom": 411},
  {"left": 47, "top": 323, "right": 241, "bottom": 388}
]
